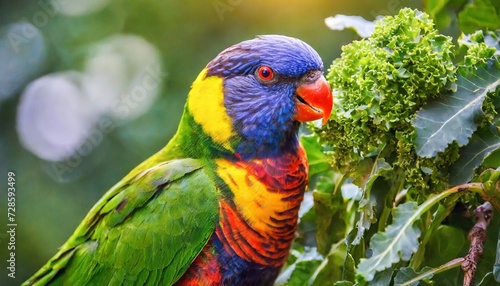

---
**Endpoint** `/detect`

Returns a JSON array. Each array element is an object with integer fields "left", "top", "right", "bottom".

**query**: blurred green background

[{"left": 0, "top": 0, "right": 421, "bottom": 284}]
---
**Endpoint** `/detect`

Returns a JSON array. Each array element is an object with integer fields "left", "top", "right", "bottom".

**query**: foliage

[
  {"left": 286, "top": 5, "right": 500, "bottom": 286},
  {"left": 425, "top": 0, "right": 500, "bottom": 34},
  {"left": 317, "top": 8, "right": 457, "bottom": 194},
  {"left": 413, "top": 59, "right": 500, "bottom": 158}
]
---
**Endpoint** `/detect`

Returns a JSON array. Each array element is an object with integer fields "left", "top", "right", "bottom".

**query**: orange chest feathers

[{"left": 214, "top": 147, "right": 308, "bottom": 267}]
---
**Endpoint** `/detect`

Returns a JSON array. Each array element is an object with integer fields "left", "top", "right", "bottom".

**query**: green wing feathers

[{"left": 24, "top": 158, "right": 220, "bottom": 286}]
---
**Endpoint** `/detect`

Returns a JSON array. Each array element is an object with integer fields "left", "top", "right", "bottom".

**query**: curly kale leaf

[{"left": 317, "top": 8, "right": 456, "bottom": 192}]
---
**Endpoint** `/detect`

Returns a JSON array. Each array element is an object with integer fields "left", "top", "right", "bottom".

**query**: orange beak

[{"left": 293, "top": 75, "right": 333, "bottom": 124}]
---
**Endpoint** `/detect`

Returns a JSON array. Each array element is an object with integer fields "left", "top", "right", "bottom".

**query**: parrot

[{"left": 24, "top": 35, "right": 333, "bottom": 286}]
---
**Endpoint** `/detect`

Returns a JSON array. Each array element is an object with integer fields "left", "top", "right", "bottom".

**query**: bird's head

[{"left": 186, "top": 35, "right": 332, "bottom": 159}]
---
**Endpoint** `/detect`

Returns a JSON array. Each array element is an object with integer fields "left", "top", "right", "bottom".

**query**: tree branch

[{"left": 461, "top": 202, "right": 494, "bottom": 286}]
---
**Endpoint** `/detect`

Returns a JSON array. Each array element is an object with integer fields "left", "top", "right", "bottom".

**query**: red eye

[{"left": 256, "top": 66, "right": 274, "bottom": 81}]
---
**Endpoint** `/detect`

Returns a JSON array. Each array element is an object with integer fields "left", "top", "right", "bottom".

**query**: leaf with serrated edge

[
  {"left": 356, "top": 188, "right": 462, "bottom": 282},
  {"left": 357, "top": 202, "right": 421, "bottom": 282},
  {"left": 413, "top": 60, "right": 500, "bottom": 158},
  {"left": 450, "top": 125, "right": 500, "bottom": 185}
]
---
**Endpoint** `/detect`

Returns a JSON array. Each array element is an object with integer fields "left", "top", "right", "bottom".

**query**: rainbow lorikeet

[{"left": 24, "top": 35, "right": 332, "bottom": 286}]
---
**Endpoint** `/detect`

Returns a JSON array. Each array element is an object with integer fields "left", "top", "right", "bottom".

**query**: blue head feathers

[
  {"left": 206, "top": 35, "right": 325, "bottom": 159},
  {"left": 207, "top": 35, "right": 323, "bottom": 78}
]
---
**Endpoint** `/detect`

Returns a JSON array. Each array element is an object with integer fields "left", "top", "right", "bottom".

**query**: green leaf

[
  {"left": 479, "top": 167, "right": 500, "bottom": 189},
  {"left": 478, "top": 168, "right": 500, "bottom": 210},
  {"left": 363, "top": 159, "right": 393, "bottom": 193},
  {"left": 425, "top": 0, "right": 451, "bottom": 19},
  {"left": 314, "top": 170, "right": 337, "bottom": 194},
  {"left": 424, "top": 0, "right": 460, "bottom": 30},
  {"left": 309, "top": 242, "right": 356, "bottom": 285},
  {"left": 357, "top": 202, "right": 421, "bottom": 282},
  {"left": 458, "top": 0, "right": 500, "bottom": 34},
  {"left": 394, "top": 267, "right": 434, "bottom": 286},
  {"left": 314, "top": 190, "right": 347, "bottom": 254},
  {"left": 351, "top": 159, "right": 392, "bottom": 246},
  {"left": 369, "top": 267, "right": 394, "bottom": 286},
  {"left": 301, "top": 134, "right": 331, "bottom": 177},
  {"left": 275, "top": 248, "right": 323, "bottom": 286},
  {"left": 343, "top": 253, "right": 357, "bottom": 283},
  {"left": 424, "top": 225, "right": 466, "bottom": 268},
  {"left": 410, "top": 202, "right": 461, "bottom": 271},
  {"left": 413, "top": 60, "right": 500, "bottom": 158},
  {"left": 483, "top": 146, "right": 500, "bottom": 169},
  {"left": 351, "top": 197, "right": 377, "bottom": 247},
  {"left": 424, "top": 0, "right": 469, "bottom": 30},
  {"left": 354, "top": 186, "right": 467, "bottom": 282},
  {"left": 450, "top": 125, "right": 500, "bottom": 185}
]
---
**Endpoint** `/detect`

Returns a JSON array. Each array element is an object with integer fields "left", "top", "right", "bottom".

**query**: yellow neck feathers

[{"left": 187, "top": 69, "right": 235, "bottom": 151}]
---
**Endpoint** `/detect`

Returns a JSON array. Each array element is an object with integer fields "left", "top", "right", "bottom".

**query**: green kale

[{"left": 316, "top": 8, "right": 457, "bottom": 192}]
